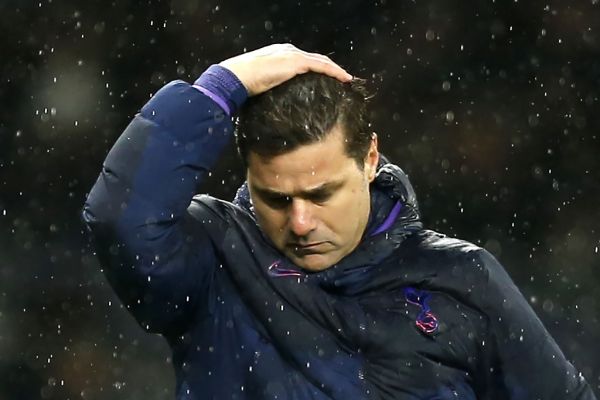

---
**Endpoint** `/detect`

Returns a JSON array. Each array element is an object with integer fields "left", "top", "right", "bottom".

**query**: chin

[{"left": 290, "top": 253, "right": 337, "bottom": 272}]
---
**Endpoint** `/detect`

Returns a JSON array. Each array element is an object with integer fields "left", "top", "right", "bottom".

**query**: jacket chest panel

[{"left": 353, "top": 291, "right": 484, "bottom": 399}]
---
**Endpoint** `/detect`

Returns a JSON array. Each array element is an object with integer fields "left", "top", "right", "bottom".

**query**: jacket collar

[{"left": 364, "top": 155, "right": 421, "bottom": 237}]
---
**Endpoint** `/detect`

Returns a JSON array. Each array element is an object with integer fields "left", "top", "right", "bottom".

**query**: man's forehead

[{"left": 246, "top": 125, "right": 349, "bottom": 166}]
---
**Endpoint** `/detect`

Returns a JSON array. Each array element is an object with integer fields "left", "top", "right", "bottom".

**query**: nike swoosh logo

[{"left": 268, "top": 260, "right": 303, "bottom": 277}]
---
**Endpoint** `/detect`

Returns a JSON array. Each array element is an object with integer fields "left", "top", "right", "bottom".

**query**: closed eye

[
  {"left": 252, "top": 179, "right": 344, "bottom": 208},
  {"left": 263, "top": 195, "right": 291, "bottom": 209},
  {"left": 262, "top": 192, "right": 331, "bottom": 208},
  {"left": 307, "top": 191, "right": 332, "bottom": 204}
]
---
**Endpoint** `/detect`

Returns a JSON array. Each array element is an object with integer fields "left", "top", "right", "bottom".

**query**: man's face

[{"left": 247, "top": 125, "right": 379, "bottom": 272}]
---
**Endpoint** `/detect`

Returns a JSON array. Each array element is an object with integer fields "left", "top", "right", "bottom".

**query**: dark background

[{"left": 1, "top": 0, "right": 599, "bottom": 398}]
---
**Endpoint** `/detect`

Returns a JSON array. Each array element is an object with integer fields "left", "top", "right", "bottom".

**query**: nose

[{"left": 288, "top": 199, "right": 316, "bottom": 238}]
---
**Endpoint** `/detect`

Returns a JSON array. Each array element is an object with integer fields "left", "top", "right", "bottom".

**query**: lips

[
  {"left": 290, "top": 241, "right": 324, "bottom": 248},
  {"left": 289, "top": 242, "right": 327, "bottom": 254}
]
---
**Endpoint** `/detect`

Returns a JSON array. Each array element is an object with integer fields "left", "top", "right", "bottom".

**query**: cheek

[
  {"left": 325, "top": 193, "right": 361, "bottom": 230},
  {"left": 255, "top": 206, "right": 285, "bottom": 235},
  {"left": 333, "top": 186, "right": 369, "bottom": 231}
]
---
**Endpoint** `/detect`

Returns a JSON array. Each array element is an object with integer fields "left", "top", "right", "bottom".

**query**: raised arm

[
  {"left": 82, "top": 44, "right": 352, "bottom": 335},
  {"left": 82, "top": 74, "right": 241, "bottom": 335}
]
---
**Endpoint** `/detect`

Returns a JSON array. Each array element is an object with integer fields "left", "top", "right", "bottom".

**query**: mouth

[
  {"left": 290, "top": 241, "right": 325, "bottom": 248},
  {"left": 288, "top": 242, "right": 328, "bottom": 254}
]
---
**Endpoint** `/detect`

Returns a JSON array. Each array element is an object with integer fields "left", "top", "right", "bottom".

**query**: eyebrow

[{"left": 252, "top": 179, "right": 345, "bottom": 199}]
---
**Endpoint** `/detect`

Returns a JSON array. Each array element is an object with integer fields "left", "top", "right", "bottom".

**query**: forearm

[
  {"left": 81, "top": 68, "right": 247, "bottom": 332},
  {"left": 84, "top": 68, "right": 246, "bottom": 233}
]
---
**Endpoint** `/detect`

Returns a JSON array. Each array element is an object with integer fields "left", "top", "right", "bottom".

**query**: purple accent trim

[
  {"left": 370, "top": 201, "right": 402, "bottom": 236},
  {"left": 194, "top": 64, "right": 248, "bottom": 115},
  {"left": 193, "top": 85, "right": 231, "bottom": 115}
]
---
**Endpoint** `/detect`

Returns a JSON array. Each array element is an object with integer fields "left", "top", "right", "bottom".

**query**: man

[{"left": 83, "top": 44, "right": 596, "bottom": 399}]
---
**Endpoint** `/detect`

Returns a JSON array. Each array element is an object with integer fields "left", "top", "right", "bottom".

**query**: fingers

[
  {"left": 217, "top": 44, "right": 353, "bottom": 97},
  {"left": 297, "top": 52, "right": 353, "bottom": 82},
  {"left": 272, "top": 44, "right": 352, "bottom": 82}
]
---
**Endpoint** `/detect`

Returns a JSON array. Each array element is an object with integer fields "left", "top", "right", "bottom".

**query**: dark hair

[{"left": 235, "top": 73, "right": 373, "bottom": 168}]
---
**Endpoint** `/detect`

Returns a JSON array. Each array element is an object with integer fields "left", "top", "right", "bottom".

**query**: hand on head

[{"left": 219, "top": 43, "right": 353, "bottom": 96}]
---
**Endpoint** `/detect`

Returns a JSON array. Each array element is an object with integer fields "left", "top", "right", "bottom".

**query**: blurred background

[{"left": 0, "top": 0, "right": 599, "bottom": 398}]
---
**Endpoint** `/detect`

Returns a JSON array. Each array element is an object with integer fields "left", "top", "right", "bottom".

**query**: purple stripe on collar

[
  {"left": 192, "top": 85, "right": 231, "bottom": 115},
  {"left": 370, "top": 201, "right": 402, "bottom": 237}
]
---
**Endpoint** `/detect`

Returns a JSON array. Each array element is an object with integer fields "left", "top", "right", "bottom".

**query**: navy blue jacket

[{"left": 83, "top": 79, "right": 596, "bottom": 399}]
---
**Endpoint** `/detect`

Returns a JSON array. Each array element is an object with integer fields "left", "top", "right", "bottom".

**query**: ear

[{"left": 365, "top": 133, "right": 379, "bottom": 182}]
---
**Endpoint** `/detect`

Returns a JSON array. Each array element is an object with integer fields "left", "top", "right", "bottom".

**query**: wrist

[{"left": 193, "top": 65, "right": 248, "bottom": 115}]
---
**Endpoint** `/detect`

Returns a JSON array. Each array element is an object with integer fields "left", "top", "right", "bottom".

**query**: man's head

[
  {"left": 236, "top": 73, "right": 379, "bottom": 271},
  {"left": 236, "top": 72, "right": 373, "bottom": 167}
]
